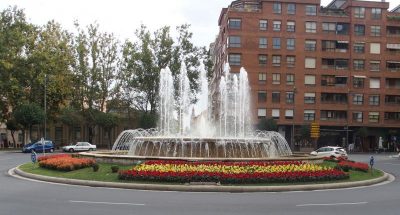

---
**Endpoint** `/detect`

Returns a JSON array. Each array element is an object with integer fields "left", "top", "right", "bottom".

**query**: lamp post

[
  {"left": 292, "top": 86, "right": 297, "bottom": 150},
  {"left": 43, "top": 74, "right": 47, "bottom": 155}
]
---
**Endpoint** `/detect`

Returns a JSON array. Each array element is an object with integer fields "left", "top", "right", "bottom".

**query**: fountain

[{"left": 110, "top": 62, "right": 293, "bottom": 159}]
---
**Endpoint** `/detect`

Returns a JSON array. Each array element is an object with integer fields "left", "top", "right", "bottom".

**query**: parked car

[
  {"left": 22, "top": 140, "right": 55, "bottom": 153},
  {"left": 62, "top": 142, "right": 96, "bottom": 152},
  {"left": 310, "top": 146, "right": 348, "bottom": 159}
]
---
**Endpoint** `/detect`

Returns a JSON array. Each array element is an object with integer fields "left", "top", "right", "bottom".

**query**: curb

[{"left": 13, "top": 166, "right": 391, "bottom": 192}]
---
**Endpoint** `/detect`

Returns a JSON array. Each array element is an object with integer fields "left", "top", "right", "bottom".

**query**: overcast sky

[{"left": 0, "top": 0, "right": 398, "bottom": 47}]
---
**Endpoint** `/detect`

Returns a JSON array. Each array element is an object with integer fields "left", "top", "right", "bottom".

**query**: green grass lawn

[{"left": 19, "top": 161, "right": 384, "bottom": 186}]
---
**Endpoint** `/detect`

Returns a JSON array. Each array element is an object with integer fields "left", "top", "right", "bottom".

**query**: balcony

[
  {"left": 321, "top": 75, "right": 347, "bottom": 87},
  {"left": 320, "top": 110, "right": 347, "bottom": 121},
  {"left": 386, "top": 61, "right": 400, "bottom": 72},
  {"left": 321, "top": 93, "right": 348, "bottom": 104},
  {"left": 322, "top": 58, "right": 349, "bottom": 70},
  {"left": 384, "top": 112, "right": 400, "bottom": 123},
  {"left": 385, "top": 78, "right": 400, "bottom": 89},
  {"left": 229, "top": 1, "right": 261, "bottom": 13},
  {"left": 387, "top": 26, "right": 400, "bottom": 37},
  {"left": 320, "top": 8, "right": 348, "bottom": 17},
  {"left": 385, "top": 95, "right": 400, "bottom": 105}
]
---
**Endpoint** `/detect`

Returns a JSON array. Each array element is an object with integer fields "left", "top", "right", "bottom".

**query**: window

[
  {"left": 354, "top": 43, "right": 365, "bottom": 53},
  {"left": 258, "top": 108, "right": 267, "bottom": 118},
  {"left": 322, "top": 40, "right": 335, "bottom": 52},
  {"left": 286, "top": 38, "right": 295, "bottom": 50},
  {"left": 370, "top": 43, "right": 381, "bottom": 54},
  {"left": 272, "top": 73, "right": 280, "bottom": 84},
  {"left": 353, "top": 60, "right": 365, "bottom": 70},
  {"left": 272, "top": 109, "right": 280, "bottom": 119},
  {"left": 370, "top": 26, "right": 381, "bottom": 36},
  {"left": 354, "top": 7, "right": 365, "bottom": 18},
  {"left": 287, "top": 56, "right": 295, "bottom": 67},
  {"left": 369, "top": 95, "right": 380, "bottom": 105},
  {"left": 305, "top": 57, "right": 316, "bottom": 69},
  {"left": 272, "top": 55, "right": 281, "bottom": 66},
  {"left": 369, "top": 78, "right": 380, "bottom": 89},
  {"left": 304, "top": 93, "right": 316, "bottom": 104},
  {"left": 304, "top": 110, "right": 315, "bottom": 121},
  {"left": 229, "top": 54, "right": 241, "bottom": 66},
  {"left": 286, "top": 91, "right": 294, "bottom": 104},
  {"left": 321, "top": 75, "right": 335, "bottom": 86},
  {"left": 336, "top": 23, "right": 349, "bottom": 35},
  {"left": 335, "top": 59, "right": 349, "bottom": 70},
  {"left": 305, "top": 40, "right": 316, "bottom": 51},
  {"left": 258, "top": 73, "right": 267, "bottom": 83},
  {"left": 370, "top": 61, "right": 380, "bottom": 72},
  {"left": 228, "top": 36, "right": 241, "bottom": 48},
  {"left": 258, "top": 91, "right": 267, "bottom": 103},
  {"left": 353, "top": 94, "right": 363, "bottom": 105},
  {"left": 371, "top": 8, "right": 382, "bottom": 20},
  {"left": 258, "top": 55, "right": 267, "bottom": 66},
  {"left": 322, "top": 58, "right": 335, "bottom": 69},
  {"left": 287, "top": 21, "right": 295, "bottom": 32},
  {"left": 273, "top": 2, "right": 281, "bottom": 14},
  {"left": 259, "top": 20, "right": 268, "bottom": 31},
  {"left": 369, "top": 112, "right": 379, "bottom": 123},
  {"left": 305, "top": 22, "right": 316, "bottom": 33},
  {"left": 288, "top": 3, "right": 296, "bottom": 14},
  {"left": 322, "top": 22, "right": 336, "bottom": 33},
  {"left": 306, "top": 5, "right": 317, "bottom": 16},
  {"left": 285, "top": 109, "right": 294, "bottom": 119},
  {"left": 259, "top": 37, "right": 267, "bottom": 48},
  {"left": 304, "top": 75, "right": 316, "bottom": 85},
  {"left": 272, "top": 91, "right": 280, "bottom": 103},
  {"left": 228, "top": 18, "right": 241, "bottom": 29},
  {"left": 353, "top": 112, "right": 363, "bottom": 122},
  {"left": 273, "top": 37, "right": 281, "bottom": 49},
  {"left": 273, "top": 20, "right": 281, "bottom": 31},
  {"left": 353, "top": 77, "right": 365, "bottom": 88},
  {"left": 286, "top": 74, "right": 294, "bottom": 85},
  {"left": 354, "top": 24, "right": 365, "bottom": 36}
]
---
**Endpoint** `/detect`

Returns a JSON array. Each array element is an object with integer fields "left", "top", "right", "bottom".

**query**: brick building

[{"left": 211, "top": 0, "right": 400, "bottom": 151}]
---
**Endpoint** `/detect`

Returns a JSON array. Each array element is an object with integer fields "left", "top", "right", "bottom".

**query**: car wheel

[
  {"left": 69, "top": 148, "right": 74, "bottom": 153},
  {"left": 50, "top": 148, "right": 54, "bottom": 153},
  {"left": 89, "top": 148, "right": 93, "bottom": 151}
]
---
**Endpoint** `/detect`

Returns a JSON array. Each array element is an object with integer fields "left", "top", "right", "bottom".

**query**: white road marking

[
  {"left": 296, "top": 202, "right": 367, "bottom": 207},
  {"left": 69, "top": 200, "right": 145, "bottom": 206}
]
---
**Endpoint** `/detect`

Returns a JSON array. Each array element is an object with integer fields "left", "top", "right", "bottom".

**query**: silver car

[{"left": 62, "top": 142, "right": 96, "bottom": 152}]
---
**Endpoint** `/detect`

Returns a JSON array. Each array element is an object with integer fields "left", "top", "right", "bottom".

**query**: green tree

[
  {"left": 257, "top": 118, "right": 278, "bottom": 131},
  {"left": 59, "top": 107, "right": 83, "bottom": 143},
  {"left": 95, "top": 111, "right": 119, "bottom": 149},
  {"left": 5, "top": 118, "right": 21, "bottom": 147},
  {"left": 13, "top": 103, "right": 45, "bottom": 144}
]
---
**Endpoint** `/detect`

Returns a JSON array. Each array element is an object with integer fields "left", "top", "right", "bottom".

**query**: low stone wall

[{"left": 79, "top": 151, "right": 324, "bottom": 165}]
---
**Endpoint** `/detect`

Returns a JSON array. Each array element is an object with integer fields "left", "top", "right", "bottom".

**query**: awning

[
  {"left": 355, "top": 41, "right": 366, "bottom": 44},
  {"left": 387, "top": 44, "right": 400, "bottom": 49},
  {"left": 353, "top": 75, "right": 367, "bottom": 78},
  {"left": 335, "top": 76, "right": 348, "bottom": 78},
  {"left": 337, "top": 40, "right": 349, "bottom": 43},
  {"left": 387, "top": 61, "right": 400, "bottom": 64}
]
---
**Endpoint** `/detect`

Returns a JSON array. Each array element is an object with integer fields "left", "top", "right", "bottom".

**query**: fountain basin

[{"left": 79, "top": 151, "right": 324, "bottom": 165}]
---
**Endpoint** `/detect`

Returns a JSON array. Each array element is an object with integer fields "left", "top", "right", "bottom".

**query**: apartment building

[{"left": 211, "top": 0, "right": 400, "bottom": 151}]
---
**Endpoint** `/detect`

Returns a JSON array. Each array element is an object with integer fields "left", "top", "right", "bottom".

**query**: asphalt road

[{"left": 1, "top": 151, "right": 399, "bottom": 215}]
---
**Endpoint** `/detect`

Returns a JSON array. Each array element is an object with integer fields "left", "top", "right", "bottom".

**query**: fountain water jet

[{"left": 112, "top": 62, "right": 292, "bottom": 159}]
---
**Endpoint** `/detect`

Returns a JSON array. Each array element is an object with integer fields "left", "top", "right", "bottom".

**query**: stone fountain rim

[
  {"left": 120, "top": 136, "right": 276, "bottom": 142},
  {"left": 80, "top": 151, "right": 323, "bottom": 163}
]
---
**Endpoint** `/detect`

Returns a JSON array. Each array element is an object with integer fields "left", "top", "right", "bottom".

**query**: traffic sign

[{"left": 310, "top": 122, "right": 320, "bottom": 138}]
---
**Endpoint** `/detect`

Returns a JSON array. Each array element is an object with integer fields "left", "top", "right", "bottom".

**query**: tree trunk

[{"left": 11, "top": 131, "right": 16, "bottom": 148}]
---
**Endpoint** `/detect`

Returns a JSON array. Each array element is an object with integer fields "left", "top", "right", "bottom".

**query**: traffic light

[{"left": 310, "top": 122, "right": 320, "bottom": 138}]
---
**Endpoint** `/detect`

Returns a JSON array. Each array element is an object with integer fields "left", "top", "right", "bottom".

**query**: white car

[
  {"left": 310, "top": 146, "right": 348, "bottom": 159},
  {"left": 62, "top": 142, "right": 96, "bottom": 152}
]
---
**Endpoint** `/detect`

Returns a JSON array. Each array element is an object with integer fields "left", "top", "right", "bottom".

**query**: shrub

[
  {"left": 111, "top": 166, "right": 119, "bottom": 173},
  {"left": 92, "top": 163, "right": 99, "bottom": 172}
]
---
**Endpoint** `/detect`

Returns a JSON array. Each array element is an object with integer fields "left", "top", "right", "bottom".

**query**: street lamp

[
  {"left": 292, "top": 86, "right": 297, "bottom": 150},
  {"left": 43, "top": 74, "right": 47, "bottom": 155}
]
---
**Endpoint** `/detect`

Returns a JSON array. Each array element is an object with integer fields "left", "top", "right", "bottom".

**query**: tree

[
  {"left": 5, "top": 118, "right": 21, "bottom": 147},
  {"left": 95, "top": 111, "right": 119, "bottom": 149},
  {"left": 13, "top": 103, "right": 45, "bottom": 144},
  {"left": 355, "top": 127, "right": 368, "bottom": 152},
  {"left": 256, "top": 118, "right": 278, "bottom": 131},
  {"left": 59, "top": 107, "right": 83, "bottom": 143}
]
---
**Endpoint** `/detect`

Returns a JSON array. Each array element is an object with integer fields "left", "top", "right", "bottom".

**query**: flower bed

[
  {"left": 38, "top": 154, "right": 70, "bottom": 162},
  {"left": 38, "top": 154, "right": 96, "bottom": 171},
  {"left": 119, "top": 160, "right": 349, "bottom": 184},
  {"left": 338, "top": 160, "right": 369, "bottom": 172}
]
